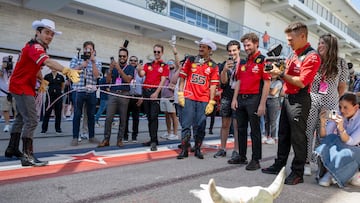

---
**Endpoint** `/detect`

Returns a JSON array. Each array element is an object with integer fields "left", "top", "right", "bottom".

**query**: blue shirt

[
  {"left": 69, "top": 56, "right": 101, "bottom": 92},
  {"left": 98, "top": 77, "right": 109, "bottom": 100},
  {"left": 130, "top": 71, "right": 144, "bottom": 96},
  {"left": 109, "top": 64, "right": 135, "bottom": 92},
  {"left": 326, "top": 109, "right": 360, "bottom": 146}
]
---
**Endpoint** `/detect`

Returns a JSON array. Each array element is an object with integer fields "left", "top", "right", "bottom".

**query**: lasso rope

[{"left": 43, "top": 83, "right": 193, "bottom": 112}]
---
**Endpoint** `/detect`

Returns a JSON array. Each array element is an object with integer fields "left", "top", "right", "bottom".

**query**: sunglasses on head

[{"left": 153, "top": 50, "right": 161, "bottom": 54}]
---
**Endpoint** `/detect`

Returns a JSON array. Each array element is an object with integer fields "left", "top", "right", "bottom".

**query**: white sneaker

[
  {"left": 167, "top": 134, "right": 178, "bottom": 140},
  {"left": 304, "top": 164, "right": 312, "bottom": 176},
  {"left": 319, "top": 172, "right": 333, "bottom": 187},
  {"left": 78, "top": 137, "right": 82, "bottom": 142},
  {"left": 80, "top": 133, "right": 89, "bottom": 140},
  {"left": 265, "top": 137, "right": 276, "bottom": 145},
  {"left": 160, "top": 132, "right": 169, "bottom": 139},
  {"left": 3, "top": 124, "right": 10, "bottom": 132},
  {"left": 95, "top": 122, "right": 101, "bottom": 128},
  {"left": 350, "top": 171, "right": 360, "bottom": 186},
  {"left": 261, "top": 136, "right": 267, "bottom": 144}
]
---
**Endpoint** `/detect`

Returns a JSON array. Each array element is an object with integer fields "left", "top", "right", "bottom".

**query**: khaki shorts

[
  {"left": 0, "top": 96, "right": 15, "bottom": 112},
  {"left": 160, "top": 98, "right": 176, "bottom": 113}
]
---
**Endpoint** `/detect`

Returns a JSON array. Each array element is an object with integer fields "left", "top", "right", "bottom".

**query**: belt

[{"left": 238, "top": 94, "right": 256, "bottom": 99}]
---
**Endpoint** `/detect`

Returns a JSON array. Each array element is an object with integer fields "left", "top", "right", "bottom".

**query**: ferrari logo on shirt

[
  {"left": 241, "top": 65, "right": 246, "bottom": 71},
  {"left": 192, "top": 63, "right": 197, "bottom": 68},
  {"left": 208, "top": 62, "right": 213, "bottom": 67},
  {"left": 256, "top": 58, "right": 261, "bottom": 64},
  {"left": 148, "top": 66, "right": 153, "bottom": 71},
  {"left": 205, "top": 67, "right": 211, "bottom": 75},
  {"left": 158, "top": 67, "right": 163, "bottom": 73}
]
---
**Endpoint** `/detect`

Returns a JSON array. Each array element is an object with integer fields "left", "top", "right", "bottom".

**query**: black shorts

[{"left": 219, "top": 98, "right": 234, "bottom": 118}]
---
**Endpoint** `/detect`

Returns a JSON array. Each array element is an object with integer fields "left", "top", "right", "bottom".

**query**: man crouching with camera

[{"left": 70, "top": 41, "right": 101, "bottom": 146}]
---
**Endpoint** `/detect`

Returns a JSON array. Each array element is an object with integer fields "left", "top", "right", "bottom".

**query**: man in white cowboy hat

[
  {"left": 176, "top": 37, "right": 220, "bottom": 159},
  {"left": 4, "top": 18, "right": 81, "bottom": 167}
]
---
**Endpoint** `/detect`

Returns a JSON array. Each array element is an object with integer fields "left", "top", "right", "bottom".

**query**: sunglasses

[
  {"left": 118, "top": 55, "right": 127, "bottom": 58},
  {"left": 130, "top": 59, "right": 138, "bottom": 62},
  {"left": 153, "top": 50, "right": 161, "bottom": 54}
]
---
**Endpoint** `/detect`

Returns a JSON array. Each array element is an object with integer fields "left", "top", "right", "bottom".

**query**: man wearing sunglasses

[
  {"left": 139, "top": 44, "right": 169, "bottom": 151},
  {"left": 98, "top": 48, "right": 135, "bottom": 148}
]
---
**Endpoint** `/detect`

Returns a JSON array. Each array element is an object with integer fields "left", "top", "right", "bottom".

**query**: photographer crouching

[{"left": 0, "top": 56, "right": 16, "bottom": 133}]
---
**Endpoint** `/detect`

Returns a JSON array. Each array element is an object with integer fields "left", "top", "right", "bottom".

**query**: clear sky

[{"left": 351, "top": 0, "right": 360, "bottom": 12}]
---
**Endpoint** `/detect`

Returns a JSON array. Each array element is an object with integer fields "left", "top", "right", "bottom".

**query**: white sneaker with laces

[
  {"left": 350, "top": 171, "right": 360, "bottom": 186},
  {"left": 265, "top": 137, "right": 276, "bottom": 145},
  {"left": 304, "top": 164, "right": 312, "bottom": 176},
  {"left": 167, "top": 134, "right": 178, "bottom": 140},
  {"left": 319, "top": 172, "right": 333, "bottom": 187},
  {"left": 3, "top": 124, "right": 10, "bottom": 132},
  {"left": 160, "top": 132, "right": 169, "bottom": 139}
]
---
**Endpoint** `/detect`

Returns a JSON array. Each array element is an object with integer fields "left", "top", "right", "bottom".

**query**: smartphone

[
  {"left": 123, "top": 40, "right": 129, "bottom": 48},
  {"left": 139, "top": 59, "right": 143, "bottom": 65},
  {"left": 228, "top": 55, "right": 233, "bottom": 61},
  {"left": 110, "top": 56, "right": 114, "bottom": 61}
]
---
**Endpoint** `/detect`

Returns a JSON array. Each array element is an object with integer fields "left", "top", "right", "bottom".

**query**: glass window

[
  {"left": 170, "top": 2, "right": 184, "bottom": 20},
  {"left": 216, "top": 19, "right": 228, "bottom": 35}
]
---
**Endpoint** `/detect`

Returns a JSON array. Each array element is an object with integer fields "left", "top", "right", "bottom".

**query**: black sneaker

[
  {"left": 40, "top": 130, "right": 46, "bottom": 134},
  {"left": 213, "top": 149, "right": 226, "bottom": 158},
  {"left": 150, "top": 142, "right": 157, "bottom": 151},
  {"left": 228, "top": 157, "right": 248, "bottom": 165},
  {"left": 262, "top": 164, "right": 281, "bottom": 175},
  {"left": 285, "top": 171, "right": 304, "bottom": 185},
  {"left": 245, "top": 159, "right": 260, "bottom": 171}
]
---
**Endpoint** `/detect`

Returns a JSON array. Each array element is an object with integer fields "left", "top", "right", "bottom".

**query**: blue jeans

[
  {"left": 72, "top": 91, "right": 97, "bottom": 139},
  {"left": 315, "top": 134, "right": 360, "bottom": 187},
  {"left": 265, "top": 97, "right": 281, "bottom": 138},
  {"left": 181, "top": 99, "right": 207, "bottom": 141},
  {"left": 95, "top": 99, "right": 108, "bottom": 122}
]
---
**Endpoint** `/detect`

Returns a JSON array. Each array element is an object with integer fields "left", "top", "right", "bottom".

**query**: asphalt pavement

[{"left": 0, "top": 116, "right": 359, "bottom": 203}]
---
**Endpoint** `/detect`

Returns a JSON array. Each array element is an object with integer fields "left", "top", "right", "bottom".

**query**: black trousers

[
  {"left": 276, "top": 91, "right": 311, "bottom": 177},
  {"left": 236, "top": 94, "right": 261, "bottom": 161},
  {"left": 124, "top": 96, "right": 141, "bottom": 140},
  {"left": 42, "top": 94, "right": 62, "bottom": 132},
  {"left": 142, "top": 88, "right": 160, "bottom": 143}
]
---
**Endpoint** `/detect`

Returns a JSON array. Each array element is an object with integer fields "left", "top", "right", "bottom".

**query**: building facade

[{"left": 0, "top": 0, "right": 359, "bottom": 72}]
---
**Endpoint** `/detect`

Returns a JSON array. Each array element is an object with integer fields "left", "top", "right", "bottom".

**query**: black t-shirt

[
  {"left": 219, "top": 61, "right": 237, "bottom": 99},
  {"left": 44, "top": 72, "right": 65, "bottom": 95}
]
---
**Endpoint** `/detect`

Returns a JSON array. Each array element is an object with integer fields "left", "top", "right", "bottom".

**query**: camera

[
  {"left": 264, "top": 44, "right": 286, "bottom": 72},
  {"left": 325, "top": 110, "right": 337, "bottom": 119},
  {"left": 228, "top": 55, "right": 233, "bottom": 61},
  {"left": 81, "top": 48, "right": 91, "bottom": 60},
  {"left": 2, "top": 55, "right": 13, "bottom": 71}
]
